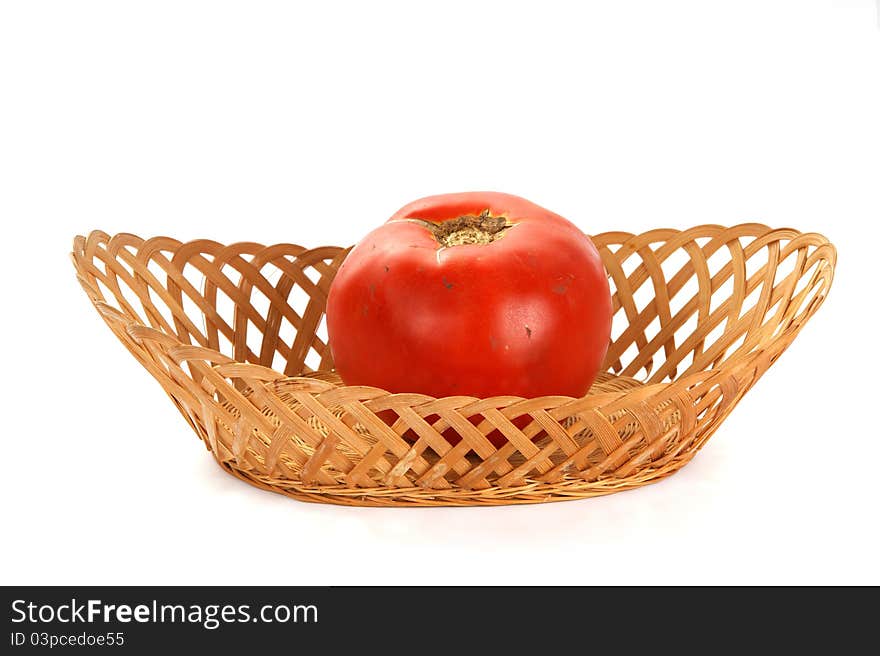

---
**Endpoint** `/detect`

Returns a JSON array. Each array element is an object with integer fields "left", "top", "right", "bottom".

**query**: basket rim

[{"left": 71, "top": 224, "right": 837, "bottom": 409}]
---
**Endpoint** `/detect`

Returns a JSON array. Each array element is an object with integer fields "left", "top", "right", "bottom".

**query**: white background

[{"left": 2, "top": 0, "right": 878, "bottom": 585}]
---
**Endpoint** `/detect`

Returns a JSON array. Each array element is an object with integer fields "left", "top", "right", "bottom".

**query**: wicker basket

[{"left": 71, "top": 224, "right": 835, "bottom": 506}]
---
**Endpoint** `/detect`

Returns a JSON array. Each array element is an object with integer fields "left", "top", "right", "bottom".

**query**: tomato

[{"left": 325, "top": 191, "right": 612, "bottom": 445}]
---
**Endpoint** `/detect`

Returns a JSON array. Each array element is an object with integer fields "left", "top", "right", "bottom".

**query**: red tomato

[{"left": 326, "top": 191, "right": 612, "bottom": 444}]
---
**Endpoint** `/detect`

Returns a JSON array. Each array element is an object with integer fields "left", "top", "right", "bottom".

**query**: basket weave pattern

[{"left": 72, "top": 225, "right": 835, "bottom": 506}]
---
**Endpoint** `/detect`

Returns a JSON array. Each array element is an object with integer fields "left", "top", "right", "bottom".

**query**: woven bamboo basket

[{"left": 71, "top": 224, "right": 835, "bottom": 506}]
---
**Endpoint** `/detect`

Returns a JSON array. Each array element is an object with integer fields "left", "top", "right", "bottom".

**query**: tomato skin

[{"left": 326, "top": 191, "right": 612, "bottom": 422}]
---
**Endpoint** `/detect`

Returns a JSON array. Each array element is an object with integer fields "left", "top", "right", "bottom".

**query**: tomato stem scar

[{"left": 399, "top": 209, "right": 513, "bottom": 248}]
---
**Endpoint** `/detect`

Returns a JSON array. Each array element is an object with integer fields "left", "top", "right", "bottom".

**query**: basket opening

[{"left": 79, "top": 229, "right": 830, "bottom": 391}]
